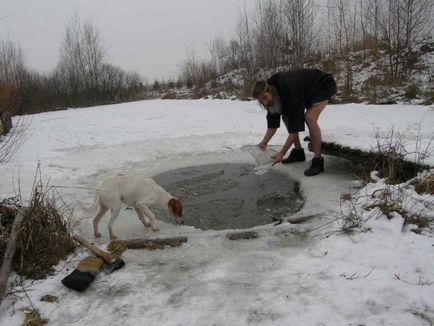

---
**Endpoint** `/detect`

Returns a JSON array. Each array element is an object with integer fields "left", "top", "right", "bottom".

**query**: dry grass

[
  {"left": 15, "top": 189, "right": 76, "bottom": 279},
  {"left": 40, "top": 294, "right": 58, "bottom": 303},
  {"left": 340, "top": 193, "right": 353, "bottom": 202},
  {"left": 340, "top": 200, "right": 366, "bottom": 235},
  {"left": 365, "top": 200, "right": 430, "bottom": 230},
  {"left": 0, "top": 171, "right": 76, "bottom": 279},
  {"left": 410, "top": 174, "right": 434, "bottom": 195},
  {"left": 22, "top": 309, "right": 48, "bottom": 326},
  {"left": 362, "top": 183, "right": 432, "bottom": 234},
  {"left": 338, "top": 169, "right": 434, "bottom": 236},
  {"left": 370, "top": 128, "right": 412, "bottom": 183}
]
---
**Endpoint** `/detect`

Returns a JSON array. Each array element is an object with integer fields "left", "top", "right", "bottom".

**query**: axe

[{"left": 73, "top": 234, "right": 125, "bottom": 274}]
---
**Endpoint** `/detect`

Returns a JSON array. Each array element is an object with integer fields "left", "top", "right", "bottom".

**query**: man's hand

[
  {"left": 257, "top": 141, "right": 267, "bottom": 150},
  {"left": 271, "top": 152, "right": 284, "bottom": 166}
]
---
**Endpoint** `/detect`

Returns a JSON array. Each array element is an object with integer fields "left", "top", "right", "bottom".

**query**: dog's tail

[{"left": 77, "top": 192, "right": 100, "bottom": 215}]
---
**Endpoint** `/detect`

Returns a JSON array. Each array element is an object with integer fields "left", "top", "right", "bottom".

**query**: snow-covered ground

[{"left": 0, "top": 99, "right": 433, "bottom": 325}]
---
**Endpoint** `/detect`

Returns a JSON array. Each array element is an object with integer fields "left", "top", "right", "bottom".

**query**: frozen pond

[{"left": 153, "top": 163, "right": 304, "bottom": 230}]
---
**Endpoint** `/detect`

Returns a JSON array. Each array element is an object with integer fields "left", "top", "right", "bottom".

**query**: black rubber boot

[
  {"left": 282, "top": 148, "right": 306, "bottom": 164},
  {"left": 304, "top": 157, "right": 324, "bottom": 176}
]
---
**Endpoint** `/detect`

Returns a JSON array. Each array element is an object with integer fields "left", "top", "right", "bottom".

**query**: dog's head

[{"left": 168, "top": 198, "right": 183, "bottom": 225}]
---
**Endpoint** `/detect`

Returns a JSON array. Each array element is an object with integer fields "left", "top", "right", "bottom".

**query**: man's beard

[{"left": 266, "top": 86, "right": 282, "bottom": 114}]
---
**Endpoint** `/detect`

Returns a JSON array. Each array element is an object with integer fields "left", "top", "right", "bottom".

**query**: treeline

[
  {"left": 1, "top": 0, "right": 433, "bottom": 129},
  {"left": 178, "top": 0, "right": 433, "bottom": 98},
  {"left": 0, "top": 16, "right": 145, "bottom": 126}
]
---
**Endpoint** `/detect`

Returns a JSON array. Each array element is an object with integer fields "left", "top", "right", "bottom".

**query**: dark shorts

[
  {"left": 267, "top": 74, "right": 337, "bottom": 133},
  {"left": 307, "top": 75, "right": 337, "bottom": 109}
]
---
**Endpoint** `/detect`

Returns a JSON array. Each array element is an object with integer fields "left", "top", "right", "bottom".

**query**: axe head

[{"left": 103, "top": 258, "right": 125, "bottom": 274}]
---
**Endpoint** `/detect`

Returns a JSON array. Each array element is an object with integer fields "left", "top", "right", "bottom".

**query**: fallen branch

[
  {"left": 110, "top": 236, "right": 188, "bottom": 250},
  {"left": 0, "top": 207, "right": 27, "bottom": 306},
  {"left": 339, "top": 266, "right": 375, "bottom": 280}
]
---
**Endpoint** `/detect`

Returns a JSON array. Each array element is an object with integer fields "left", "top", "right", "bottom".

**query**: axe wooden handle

[{"left": 73, "top": 234, "right": 114, "bottom": 263}]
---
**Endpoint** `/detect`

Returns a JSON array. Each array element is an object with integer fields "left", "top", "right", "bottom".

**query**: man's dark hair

[{"left": 251, "top": 80, "right": 268, "bottom": 99}]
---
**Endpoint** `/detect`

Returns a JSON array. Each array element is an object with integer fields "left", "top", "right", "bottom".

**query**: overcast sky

[{"left": 0, "top": 0, "right": 251, "bottom": 81}]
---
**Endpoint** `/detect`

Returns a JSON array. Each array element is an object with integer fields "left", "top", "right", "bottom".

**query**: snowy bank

[{"left": 0, "top": 100, "right": 433, "bottom": 325}]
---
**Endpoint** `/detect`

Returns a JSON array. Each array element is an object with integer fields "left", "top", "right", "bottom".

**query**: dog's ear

[{"left": 168, "top": 198, "right": 183, "bottom": 217}]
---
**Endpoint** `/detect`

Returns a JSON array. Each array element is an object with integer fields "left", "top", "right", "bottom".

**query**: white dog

[{"left": 78, "top": 174, "right": 183, "bottom": 239}]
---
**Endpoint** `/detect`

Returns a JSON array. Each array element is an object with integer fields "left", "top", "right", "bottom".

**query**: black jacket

[{"left": 266, "top": 68, "right": 336, "bottom": 133}]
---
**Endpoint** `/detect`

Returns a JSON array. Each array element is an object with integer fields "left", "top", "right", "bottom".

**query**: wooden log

[
  {"left": 110, "top": 236, "right": 188, "bottom": 250},
  {"left": 73, "top": 234, "right": 115, "bottom": 263},
  {"left": 287, "top": 214, "right": 321, "bottom": 224},
  {"left": 226, "top": 231, "right": 258, "bottom": 240},
  {"left": 0, "top": 207, "right": 27, "bottom": 306}
]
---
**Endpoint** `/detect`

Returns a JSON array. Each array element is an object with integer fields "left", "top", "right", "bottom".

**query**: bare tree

[
  {"left": 82, "top": 21, "right": 105, "bottom": 96},
  {"left": 358, "top": 0, "right": 381, "bottom": 64},
  {"left": 0, "top": 82, "right": 25, "bottom": 163},
  {"left": 179, "top": 47, "right": 218, "bottom": 87},
  {"left": 252, "top": 0, "right": 285, "bottom": 70},
  {"left": 180, "top": 48, "right": 201, "bottom": 85},
  {"left": 378, "top": 0, "right": 433, "bottom": 79},
  {"left": 229, "top": 40, "right": 242, "bottom": 71},
  {"left": 0, "top": 40, "right": 25, "bottom": 133},
  {"left": 327, "top": 0, "right": 359, "bottom": 100},
  {"left": 0, "top": 39, "right": 26, "bottom": 162},
  {"left": 281, "top": 0, "right": 317, "bottom": 67},
  {"left": 58, "top": 14, "right": 106, "bottom": 104},
  {"left": 235, "top": 1, "right": 255, "bottom": 73},
  {"left": 57, "top": 14, "right": 146, "bottom": 105},
  {"left": 58, "top": 15, "right": 83, "bottom": 101},
  {"left": 363, "top": 0, "right": 382, "bottom": 44},
  {"left": 0, "top": 82, "right": 16, "bottom": 135},
  {"left": 208, "top": 37, "right": 228, "bottom": 75},
  {"left": 0, "top": 40, "right": 26, "bottom": 88}
]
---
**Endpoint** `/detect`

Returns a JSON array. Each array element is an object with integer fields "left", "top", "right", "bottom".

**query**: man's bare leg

[{"left": 305, "top": 100, "right": 328, "bottom": 158}]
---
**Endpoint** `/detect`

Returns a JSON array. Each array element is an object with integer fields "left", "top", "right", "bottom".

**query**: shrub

[
  {"left": 404, "top": 84, "right": 419, "bottom": 100},
  {"left": 161, "top": 91, "right": 178, "bottom": 99},
  {"left": 423, "top": 90, "right": 434, "bottom": 105}
]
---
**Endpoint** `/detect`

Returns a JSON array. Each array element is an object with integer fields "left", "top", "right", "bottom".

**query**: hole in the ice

[{"left": 153, "top": 163, "right": 304, "bottom": 230}]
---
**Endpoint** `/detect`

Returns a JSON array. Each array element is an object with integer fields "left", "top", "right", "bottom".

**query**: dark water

[{"left": 153, "top": 163, "right": 304, "bottom": 230}]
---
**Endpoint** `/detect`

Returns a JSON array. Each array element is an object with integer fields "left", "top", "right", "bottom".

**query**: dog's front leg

[
  {"left": 137, "top": 203, "right": 160, "bottom": 232},
  {"left": 134, "top": 204, "right": 151, "bottom": 228}
]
